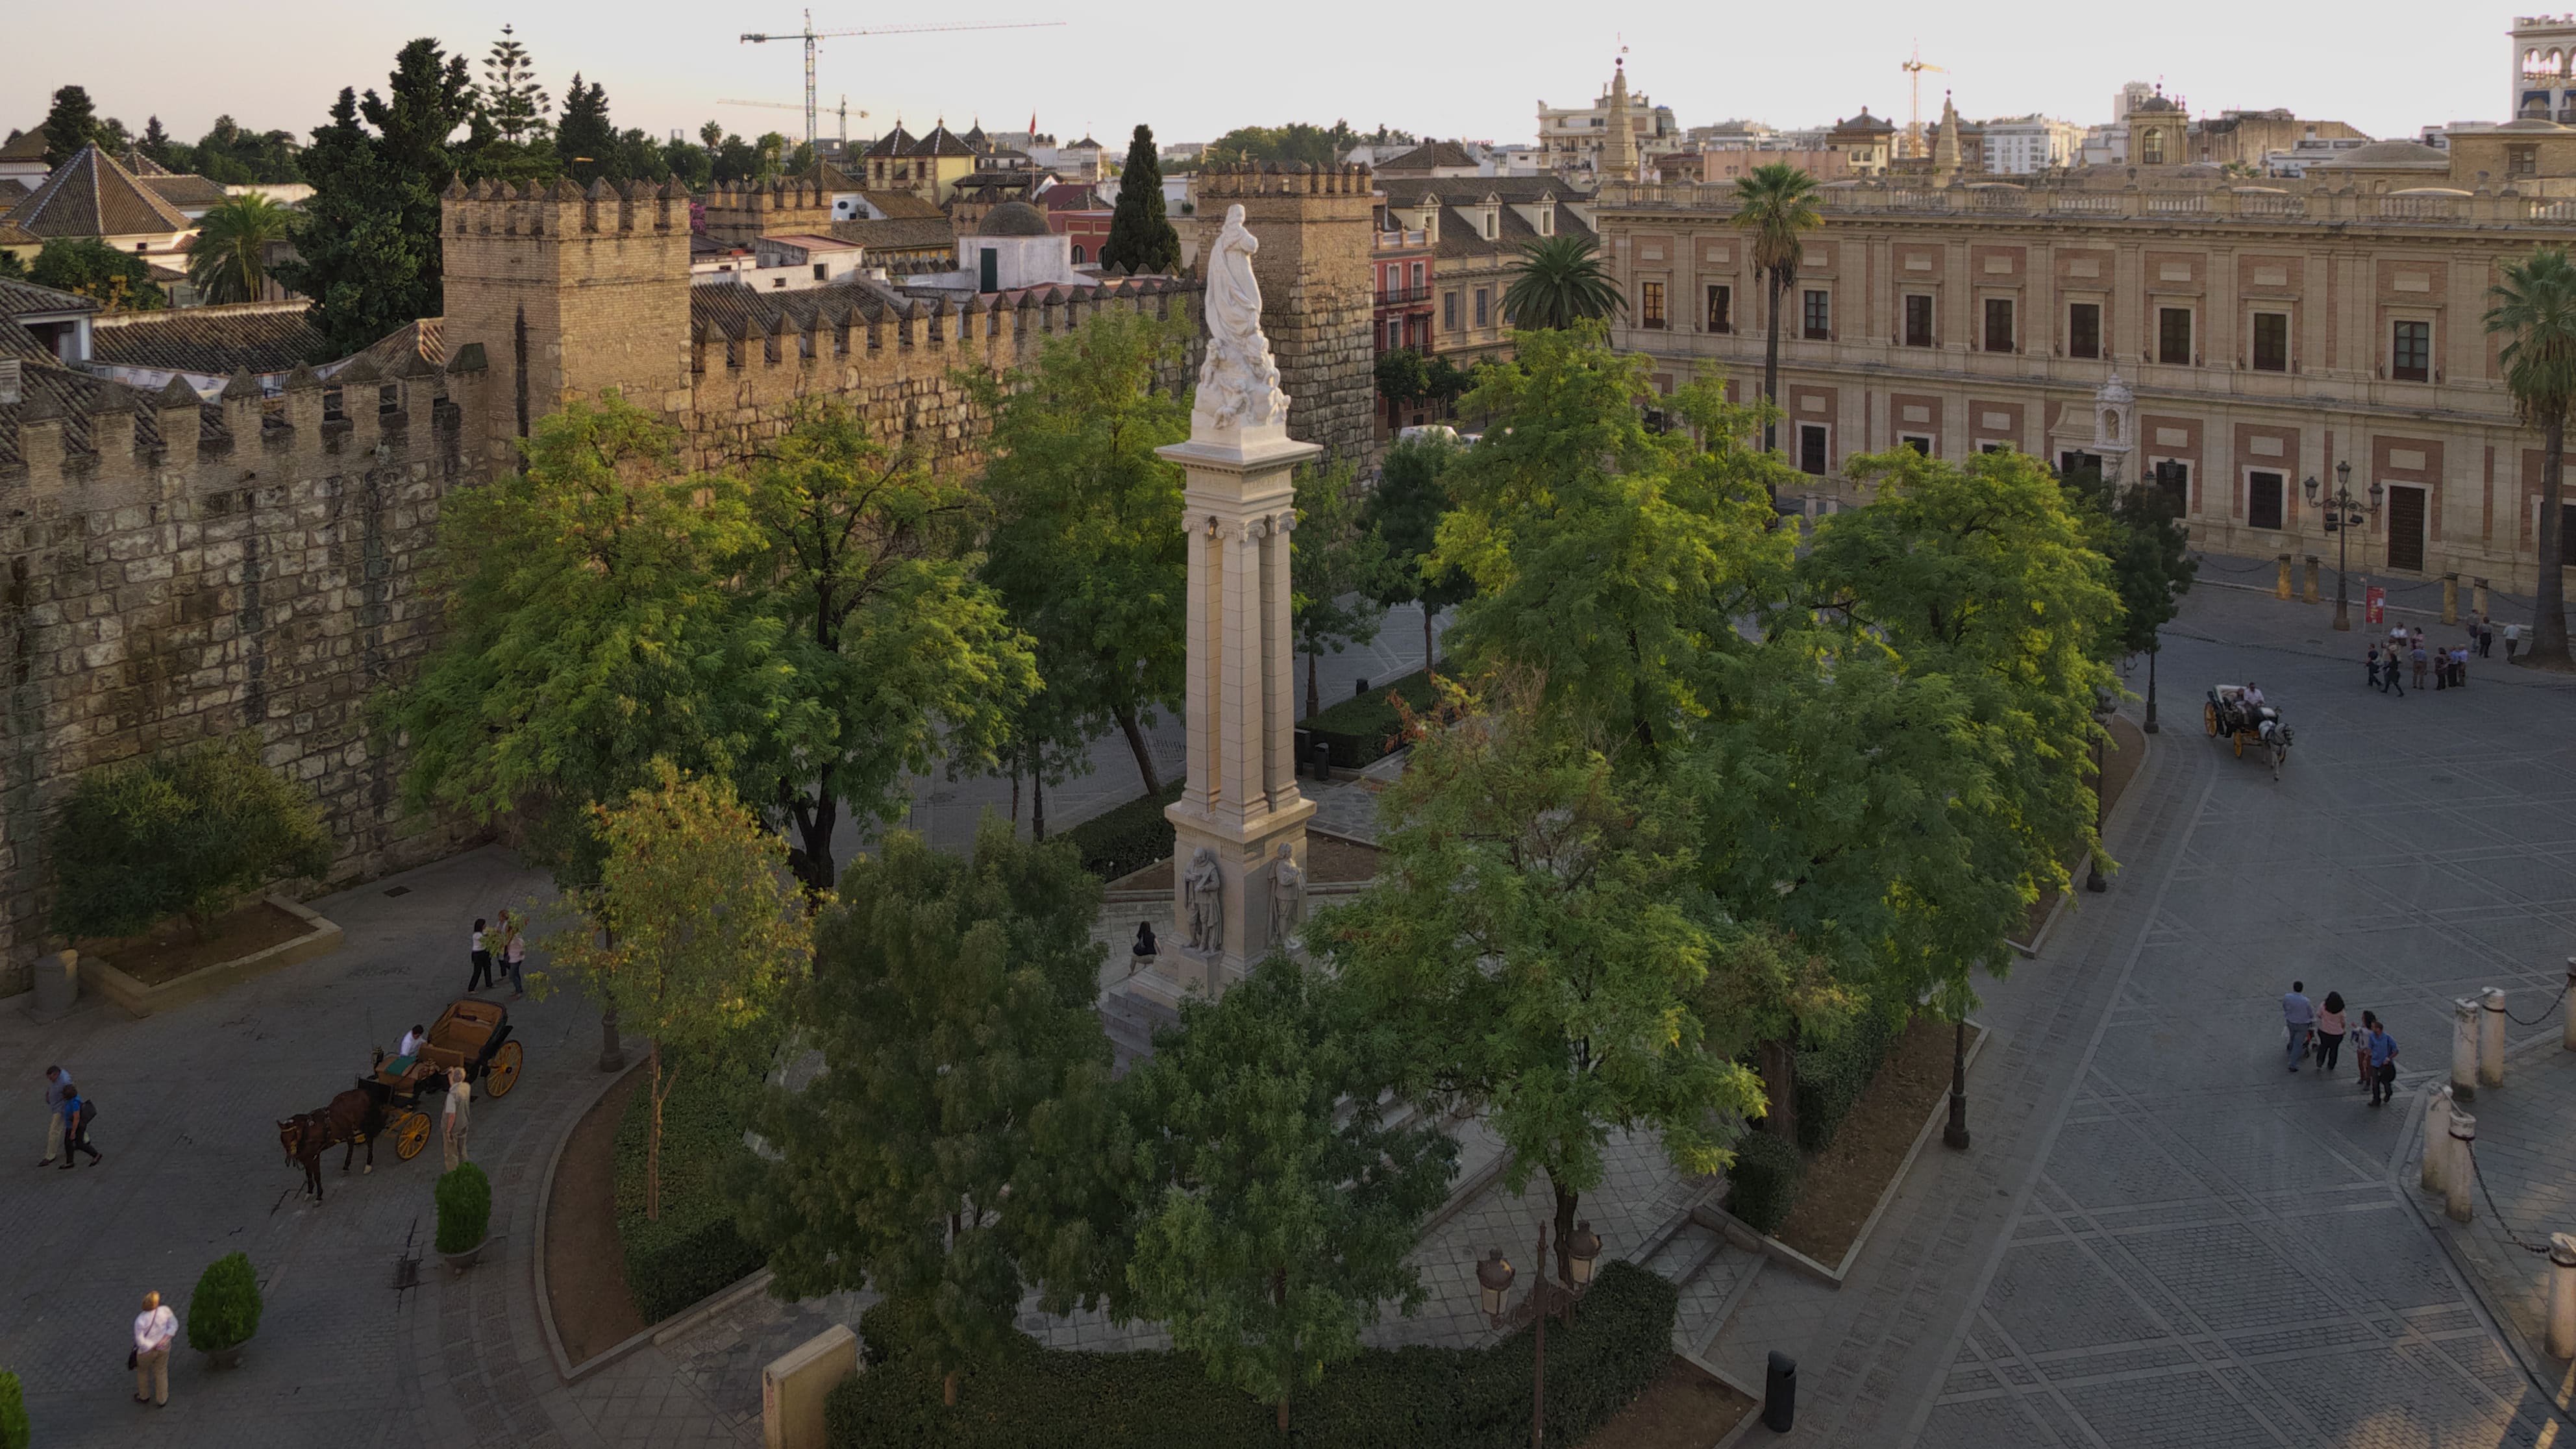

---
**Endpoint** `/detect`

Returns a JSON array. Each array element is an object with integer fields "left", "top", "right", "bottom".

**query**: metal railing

[
  {"left": 1594, "top": 179, "right": 2574, "bottom": 229},
  {"left": 1374, "top": 285, "right": 1432, "bottom": 307}
]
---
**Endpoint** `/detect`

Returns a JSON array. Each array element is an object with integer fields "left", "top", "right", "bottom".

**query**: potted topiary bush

[
  {"left": 1, "top": 1368, "right": 29, "bottom": 1449},
  {"left": 186, "top": 1252, "right": 262, "bottom": 1368},
  {"left": 436, "top": 1161, "right": 493, "bottom": 1274}
]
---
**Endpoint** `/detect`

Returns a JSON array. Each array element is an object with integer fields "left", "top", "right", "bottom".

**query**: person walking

[
  {"left": 2364, "top": 1012, "right": 2401, "bottom": 1106},
  {"left": 58, "top": 1086, "right": 99, "bottom": 1169},
  {"left": 467, "top": 917, "right": 493, "bottom": 994},
  {"left": 2282, "top": 980, "right": 2317, "bottom": 1072},
  {"left": 501, "top": 910, "right": 527, "bottom": 1000},
  {"left": 2381, "top": 644, "right": 2407, "bottom": 697},
  {"left": 2508, "top": 621, "right": 2525, "bottom": 662},
  {"left": 2411, "top": 641, "right": 2431, "bottom": 691},
  {"left": 2366, "top": 644, "right": 2384, "bottom": 691},
  {"left": 441, "top": 1067, "right": 471, "bottom": 1172},
  {"left": 40, "top": 1065, "right": 71, "bottom": 1167},
  {"left": 2482, "top": 617, "right": 2497, "bottom": 657},
  {"left": 2454, "top": 645, "right": 2471, "bottom": 688},
  {"left": 132, "top": 1289, "right": 176, "bottom": 1406},
  {"left": 2314, "top": 992, "right": 2348, "bottom": 1073}
]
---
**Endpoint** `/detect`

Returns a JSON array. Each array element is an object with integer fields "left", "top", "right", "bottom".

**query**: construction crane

[
  {"left": 737, "top": 12, "right": 1065, "bottom": 152},
  {"left": 1900, "top": 42, "right": 1946, "bottom": 160},
  {"left": 718, "top": 95, "right": 867, "bottom": 151}
]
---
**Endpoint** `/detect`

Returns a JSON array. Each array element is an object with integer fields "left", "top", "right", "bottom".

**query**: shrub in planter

[
  {"left": 856, "top": 1296, "right": 934, "bottom": 1367},
  {"left": 436, "top": 1161, "right": 492, "bottom": 1254},
  {"left": 1064, "top": 781, "right": 1185, "bottom": 881},
  {"left": 0, "top": 1370, "right": 27, "bottom": 1449},
  {"left": 1299, "top": 667, "right": 1439, "bottom": 770},
  {"left": 1794, "top": 1000, "right": 1908, "bottom": 1154},
  {"left": 1726, "top": 1130, "right": 1806, "bottom": 1236},
  {"left": 186, "top": 1251, "right": 263, "bottom": 1352}
]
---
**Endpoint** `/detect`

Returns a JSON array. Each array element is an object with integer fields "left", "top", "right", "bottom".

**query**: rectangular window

[
  {"left": 2158, "top": 307, "right": 2193, "bottom": 365},
  {"left": 2510, "top": 143, "right": 2540, "bottom": 177},
  {"left": 1903, "top": 293, "right": 1934, "bottom": 348},
  {"left": 1981, "top": 442, "right": 2009, "bottom": 454},
  {"left": 2248, "top": 470, "right": 2285, "bottom": 529},
  {"left": 1641, "top": 280, "right": 1666, "bottom": 329},
  {"left": 1444, "top": 291, "right": 1458, "bottom": 329},
  {"left": 2392, "top": 320, "right": 2431, "bottom": 382},
  {"left": 1475, "top": 288, "right": 1489, "bottom": 327},
  {"left": 2251, "top": 312, "right": 2288, "bottom": 372},
  {"left": 1983, "top": 297, "right": 2014, "bottom": 353},
  {"left": 2069, "top": 303, "right": 2102, "bottom": 360},
  {"left": 1409, "top": 261, "right": 1424, "bottom": 290},
  {"left": 1798, "top": 424, "right": 1829, "bottom": 475},
  {"left": 1802, "top": 289, "right": 1829, "bottom": 340},
  {"left": 1706, "top": 284, "right": 1731, "bottom": 332},
  {"left": 1900, "top": 434, "right": 1933, "bottom": 456},
  {"left": 2153, "top": 460, "right": 2191, "bottom": 511}
]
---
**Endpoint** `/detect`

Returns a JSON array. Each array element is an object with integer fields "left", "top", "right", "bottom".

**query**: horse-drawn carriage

[
  {"left": 2204, "top": 685, "right": 2294, "bottom": 779},
  {"left": 279, "top": 997, "right": 525, "bottom": 1199}
]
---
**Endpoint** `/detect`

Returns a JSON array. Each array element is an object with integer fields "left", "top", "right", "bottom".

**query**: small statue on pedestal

[{"left": 1182, "top": 848, "right": 1224, "bottom": 954}]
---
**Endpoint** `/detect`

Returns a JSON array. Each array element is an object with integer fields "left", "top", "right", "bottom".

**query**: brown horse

[{"left": 276, "top": 1088, "right": 382, "bottom": 1202}]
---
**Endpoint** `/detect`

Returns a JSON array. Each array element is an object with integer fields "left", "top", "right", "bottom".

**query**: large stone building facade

[
  {"left": 0, "top": 164, "right": 1378, "bottom": 993},
  {"left": 1596, "top": 171, "right": 2576, "bottom": 595}
]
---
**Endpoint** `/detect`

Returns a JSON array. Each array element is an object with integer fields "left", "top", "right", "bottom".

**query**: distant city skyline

[{"left": 9, "top": 1, "right": 2510, "bottom": 156}]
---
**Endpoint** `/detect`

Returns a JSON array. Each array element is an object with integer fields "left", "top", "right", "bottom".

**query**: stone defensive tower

[
  {"left": 440, "top": 177, "right": 693, "bottom": 468},
  {"left": 1193, "top": 163, "right": 1378, "bottom": 464}
]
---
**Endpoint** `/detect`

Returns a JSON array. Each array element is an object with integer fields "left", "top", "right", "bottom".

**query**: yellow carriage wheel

[
  {"left": 2233, "top": 732, "right": 2246, "bottom": 758},
  {"left": 485, "top": 1040, "right": 524, "bottom": 1098},
  {"left": 394, "top": 1110, "right": 432, "bottom": 1161},
  {"left": 2203, "top": 702, "right": 2219, "bottom": 736}
]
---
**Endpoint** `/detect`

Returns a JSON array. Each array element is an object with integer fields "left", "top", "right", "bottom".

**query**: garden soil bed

[
  {"left": 1576, "top": 1354, "right": 1755, "bottom": 1449},
  {"left": 2017, "top": 712, "right": 2148, "bottom": 942},
  {"left": 543, "top": 1063, "right": 649, "bottom": 1363},
  {"left": 1108, "top": 832, "right": 1382, "bottom": 894},
  {"left": 1773, "top": 1016, "right": 1957, "bottom": 1267},
  {"left": 77, "top": 900, "right": 314, "bottom": 987}
]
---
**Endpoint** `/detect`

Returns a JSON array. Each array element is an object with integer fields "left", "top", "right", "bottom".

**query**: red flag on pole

[{"left": 1029, "top": 112, "right": 1037, "bottom": 139}]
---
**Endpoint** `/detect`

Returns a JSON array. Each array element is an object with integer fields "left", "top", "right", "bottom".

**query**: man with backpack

[{"left": 2363, "top": 1012, "right": 2400, "bottom": 1106}]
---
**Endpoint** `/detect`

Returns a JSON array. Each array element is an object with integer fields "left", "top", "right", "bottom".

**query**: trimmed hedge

[
  {"left": 1725, "top": 1130, "right": 1805, "bottom": 1235},
  {"left": 185, "top": 1251, "right": 262, "bottom": 1352},
  {"left": 1064, "top": 781, "right": 1186, "bottom": 882},
  {"left": 1793, "top": 1000, "right": 1910, "bottom": 1154},
  {"left": 1300, "top": 667, "right": 1439, "bottom": 771},
  {"left": 1, "top": 1370, "right": 28, "bottom": 1449},
  {"left": 436, "top": 1161, "right": 492, "bottom": 1253},
  {"left": 615, "top": 1058, "right": 766, "bottom": 1324},
  {"left": 827, "top": 1259, "right": 1676, "bottom": 1448}
]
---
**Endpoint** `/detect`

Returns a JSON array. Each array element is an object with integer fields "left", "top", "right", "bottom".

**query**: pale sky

[{"left": 5, "top": 2, "right": 2518, "bottom": 155}]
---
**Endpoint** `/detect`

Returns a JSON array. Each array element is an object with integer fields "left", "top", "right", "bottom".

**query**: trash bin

[
  {"left": 1763, "top": 1350, "right": 1796, "bottom": 1433},
  {"left": 1311, "top": 738, "right": 1334, "bottom": 780}
]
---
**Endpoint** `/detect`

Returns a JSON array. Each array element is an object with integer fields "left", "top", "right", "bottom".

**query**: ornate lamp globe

[
  {"left": 1566, "top": 1222, "right": 1603, "bottom": 1286},
  {"left": 1477, "top": 1249, "right": 1516, "bottom": 1317}
]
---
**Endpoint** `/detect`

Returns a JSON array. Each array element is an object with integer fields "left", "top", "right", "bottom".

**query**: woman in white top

[{"left": 133, "top": 1289, "right": 177, "bottom": 1406}]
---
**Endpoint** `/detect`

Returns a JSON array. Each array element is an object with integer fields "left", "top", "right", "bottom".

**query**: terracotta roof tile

[
  {"left": 0, "top": 277, "right": 97, "bottom": 317},
  {"left": 1, "top": 145, "right": 192, "bottom": 239},
  {"left": 88, "top": 302, "right": 323, "bottom": 375}
]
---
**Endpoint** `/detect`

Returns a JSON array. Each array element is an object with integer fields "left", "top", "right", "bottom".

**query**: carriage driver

[
  {"left": 2242, "top": 681, "right": 2266, "bottom": 708},
  {"left": 389, "top": 1024, "right": 427, "bottom": 1076}
]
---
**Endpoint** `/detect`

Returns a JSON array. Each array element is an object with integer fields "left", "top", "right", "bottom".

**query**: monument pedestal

[{"left": 1129, "top": 423, "right": 1320, "bottom": 1004}]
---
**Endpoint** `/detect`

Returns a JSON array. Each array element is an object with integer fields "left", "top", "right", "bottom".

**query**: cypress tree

[
  {"left": 40, "top": 86, "right": 98, "bottom": 167},
  {"left": 1101, "top": 123, "right": 1180, "bottom": 275},
  {"left": 556, "top": 75, "right": 615, "bottom": 184}
]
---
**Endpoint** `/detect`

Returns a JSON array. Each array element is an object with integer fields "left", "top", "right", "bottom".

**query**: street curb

[
  {"left": 532, "top": 1046, "right": 648, "bottom": 1383},
  {"left": 1676, "top": 1348, "right": 1765, "bottom": 1445},
  {"left": 1695, "top": 1020, "right": 1991, "bottom": 1288}
]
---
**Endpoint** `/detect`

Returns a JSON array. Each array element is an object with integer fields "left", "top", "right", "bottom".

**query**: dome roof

[
  {"left": 2313, "top": 140, "right": 2451, "bottom": 170},
  {"left": 2495, "top": 118, "right": 2572, "bottom": 133},
  {"left": 978, "top": 200, "right": 1054, "bottom": 236}
]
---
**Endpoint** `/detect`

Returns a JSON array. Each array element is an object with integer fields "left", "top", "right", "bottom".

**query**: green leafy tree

[
  {"left": 662, "top": 134, "right": 713, "bottom": 189},
  {"left": 2486, "top": 245, "right": 2576, "bottom": 669},
  {"left": 138, "top": 116, "right": 175, "bottom": 167},
  {"left": 40, "top": 85, "right": 98, "bottom": 167},
  {"left": 29, "top": 239, "right": 164, "bottom": 312},
  {"left": 541, "top": 764, "right": 808, "bottom": 1219},
  {"left": 1122, "top": 954, "right": 1457, "bottom": 1431},
  {"left": 1731, "top": 162, "right": 1821, "bottom": 454},
  {"left": 277, "top": 39, "right": 477, "bottom": 358},
  {"left": 0, "top": 1368, "right": 25, "bottom": 1449},
  {"left": 0, "top": 251, "right": 23, "bottom": 281},
  {"left": 1361, "top": 434, "right": 1474, "bottom": 667},
  {"left": 1291, "top": 460, "right": 1388, "bottom": 719},
  {"left": 49, "top": 733, "right": 333, "bottom": 943},
  {"left": 1316, "top": 671, "right": 1761, "bottom": 1289},
  {"left": 2060, "top": 463, "right": 2196, "bottom": 662},
  {"left": 477, "top": 29, "right": 551, "bottom": 142},
  {"left": 1502, "top": 234, "right": 1624, "bottom": 331},
  {"left": 1372, "top": 347, "right": 1428, "bottom": 412},
  {"left": 740, "top": 820, "right": 1119, "bottom": 1409},
  {"left": 1102, "top": 124, "right": 1180, "bottom": 274},
  {"left": 739, "top": 400, "right": 1036, "bottom": 891},
  {"left": 379, "top": 393, "right": 780, "bottom": 889},
  {"left": 613, "top": 127, "right": 675, "bottom": 183},
  {"left": 970, "top": 310, "right": 1191, "bottom": 795},
  {"left": 186, "top": 193, "right": 294, "bottom": 304},
  {"left": 1434, "top": 325, "right": 1793, "bottom": 757},
  {"left": 1206, "top": 121, "right": 1359, "bottom": 167},
  {"left": 554, "top": 74, "right": 615, "bottom": 184},
  {"left": 184, "top": 116, "right": 305, "bottom": 184}
]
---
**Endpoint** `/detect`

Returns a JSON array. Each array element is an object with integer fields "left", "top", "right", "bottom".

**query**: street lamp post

[
  {"left": 1942, "top": 1013, "right": 1972, "bottom": 1150},
  {"left": 2085, "top": 685, "right": 2116, "bottom": 894},
  {"left": 1478, "top": 1222, "right": 1604, "bottom": 1449},
  {"left": 2304, "top": 462, "right": 2383, "bottom": 633}
]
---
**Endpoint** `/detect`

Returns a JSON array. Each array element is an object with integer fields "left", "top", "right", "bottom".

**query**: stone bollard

[
  {"left": 2480, "top": 987, "right": 2507, "bottom": 1089},
  {"left": 29, "top": 948, "right": 79, "bottom": 1022},
  {"left": 2564, "top": 958, "right": 2576, "bottom": 1053},
  {"left": 2303, "top": 556, "right": 2320, "bottom": 604},
  {"left": 2275, "top": 553, "right": 2294, "bottom": 599},
  {"left": 2475, "top": 577, "right": 2492, "bottom": 624},
  {"left": 2452, "top": 997, "right": 2481, "bottom": 1103},
  {"left": 2447, "top": 1109, "right": 2478, "bottom": 1224},
  {"left": 2442, "top": 573, "right": 2460, "bottom": 625},
  {"left": 2422, "top": 1084, "right": 2454, "bottom": 1193},
  {"left": 2551, "top": 1235, "right": 2576, "bottom": 1360}
]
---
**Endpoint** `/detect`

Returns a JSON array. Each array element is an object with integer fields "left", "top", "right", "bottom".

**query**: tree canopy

[
  {"left": 1290, "top": 461, "right": 1387, "bottom": 719},
  {"left": 1502, "top": 235, "right": 1624, "bottom": 330},
  {"left": 49, "top": 733, "right": 333, "bottom": 943},
  {"left": 2486, "top": 245, "right": 2576, "bottom": 668},
  {"left": 29, "top": 240, "right": 164, "bottom": 312},
  {"left": 40, "top": 86, "right": 99, "bottom": 167},
  {"left": 186, "top": 193, "right": 294, "bottom": 305}
]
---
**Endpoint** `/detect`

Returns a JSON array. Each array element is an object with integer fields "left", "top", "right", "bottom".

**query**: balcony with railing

[
  {"left": 1375, "top": 229, "right": 1430, "bottom": 250},
  {"left": 1375, "top": 284, "right": 1433, "bottom": 308}
]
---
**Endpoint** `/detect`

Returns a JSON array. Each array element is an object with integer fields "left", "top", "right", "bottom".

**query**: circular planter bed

[
  {"left": 202, "top": 1335, "right": 253, "bottom": 1371},
  {"left": 441, "top": 1237, "right": 489, "bottom": 1276}
]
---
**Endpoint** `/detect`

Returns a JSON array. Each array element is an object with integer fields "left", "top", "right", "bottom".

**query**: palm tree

[
  {"left": 1501, "top": 234, "right": 1623, "bottom": 331},
  {"left": 2488, "top": 245, "right": 2576, "bottom": 669},
  {"left": 1731, "top": 163, "right": 1821, "bottom": 454},
  {"left": 186, "top": 193, "right": 293, "bottom": 304}
]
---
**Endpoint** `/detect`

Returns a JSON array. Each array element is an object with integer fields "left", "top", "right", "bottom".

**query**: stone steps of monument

[{"left": 1098, "top": 990, "right": 1182, "bottom": 1077}]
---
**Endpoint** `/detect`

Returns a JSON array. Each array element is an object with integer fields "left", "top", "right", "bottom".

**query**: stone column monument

[{"left": 1141, "top": 204, "right": 1316, "bottom": 1002}]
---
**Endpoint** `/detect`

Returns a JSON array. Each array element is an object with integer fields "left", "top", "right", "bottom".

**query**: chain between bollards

[
  {"left": 2459, "top": 1135, "right": 2557, "bottom": 1256},
  {"left": 2501, "top": 972, "right": 2573, "bottom": 1027}
]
